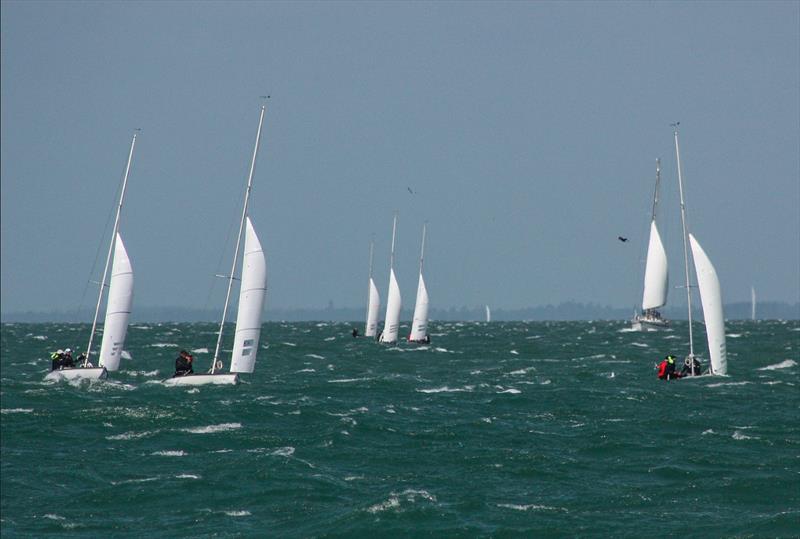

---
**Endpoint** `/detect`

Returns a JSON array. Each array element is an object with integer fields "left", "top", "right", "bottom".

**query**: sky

[{"left": 1, "top": 1, "right": 798, "bottom": 316}]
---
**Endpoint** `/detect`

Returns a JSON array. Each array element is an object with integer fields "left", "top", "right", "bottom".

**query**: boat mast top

[
  {"left": 673, "top": 124, "right": 695, "bottom": 358},
  {"left": 84, "top": 130, "right": 139, "bottom": 367},
  {"left": 390, "top": 211, "right": 398, "bottom": 270},
  {"left": 368, "top": 238, "right": 375, "bottom": 280},
  {"left": 418, "top": 222, "right": 427, "bottom": 274},
  {"left": 651, "top": 158, "right": 661, "bottom": 222},
  {"left": 211, "top": 103, "right": 267, "bottom": 374}
]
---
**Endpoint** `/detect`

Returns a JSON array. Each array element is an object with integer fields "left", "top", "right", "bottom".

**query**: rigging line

[
  {"left": 74, "top": 156, "right": 129, "bottom": 325},
  {"left": 201, "top": 185, "right": 246, "bottom": 315}
]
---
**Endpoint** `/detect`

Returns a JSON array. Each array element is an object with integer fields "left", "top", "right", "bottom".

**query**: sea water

[{"left": 1, "top": 320, "right": 798, "bottom": 537}]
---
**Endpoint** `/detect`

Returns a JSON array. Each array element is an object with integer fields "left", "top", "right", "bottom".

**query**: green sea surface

[{"left": 1, "top": 320, "right": 798, "bottom": 537}]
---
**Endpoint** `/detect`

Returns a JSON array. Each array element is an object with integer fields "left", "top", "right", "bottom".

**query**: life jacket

[{"left": 657, "top": 360, "right": 667, "bottom": 378}]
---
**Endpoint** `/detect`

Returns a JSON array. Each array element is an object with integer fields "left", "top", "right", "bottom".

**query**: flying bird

[
  {"left": 618, "top": 236, "right": 628, "bottom": 242},
  {"left": 407, "top": 187, "right": 414, "bottom": 194}
]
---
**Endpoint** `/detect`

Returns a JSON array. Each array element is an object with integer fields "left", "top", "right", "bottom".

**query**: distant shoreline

[{"left": 3, "top": 302, "right": 798, "bottom": 323}]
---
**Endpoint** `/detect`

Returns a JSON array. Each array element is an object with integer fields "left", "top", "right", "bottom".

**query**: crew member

[
  {"left": 681, "top": 356, "right": 702, "bottom": 377},
  {"left": 61, "top": 348, "right": 76, "bottom": 368},
  {"left": 174, "top": 350, "right": 194, "bottom": 377},
  {"left": 657, "top": 354, "right": 681, "bottom": 380},
  {"left": 50, "top": 349, "right": 64, "bottom": 371}
]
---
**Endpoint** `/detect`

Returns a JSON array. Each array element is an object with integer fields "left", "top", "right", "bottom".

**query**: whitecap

[
  {"left": 757, "top": 360, "right": 796, "bottom": 371},
  {"left": 707, "top": 381, "right": 750, "bottom": 388},
  {"left": 175, "top": 474, "right": 200, "bottom": 479},
  {"left": 43, "top": 514, "right": 65, "bottom": 520},
  {"left": 732, "top": 430, "right": 759, "bottom": 441},
  {"left": 496, "top": 388, "right": 521, "bottom": 394},
  {"left": 434, "top": 347, "right": 451, "bottom": 353},
  {"left": 631, "top": 342, "right": 649, "bottom": 348},
  {"left": 329, "top": 378, "right": 371, "bottom": 383},
  {"left": 296, "top": 368, "right": 316, "bottom": 373},
  {"left": 182, "top": 422, "right": 242, "bottom": 434},
  {"left": 305, "top": 354, "right": 325, "bottom": 360},
  {"left": 32, "top": 335, "right": 48, "bottom": 341},
  {"left": 344, "top": 476, "right": 364, "bottom": 481},
  {"left": 497, "top": 503, "right": 566, "bottom": 512},
  {"left": 271, "top": 446, "right": 295, "bottom": 457},
  {"left": 121, "top": 350, "right": 133, "bottom": 360},
  {"left": 416, "top": 385, "right": 474, "bottom": 393},
  {"left": 324, "top": 337, "right": 336, "bottom": 342},
  {"left": 107, "top": 430, "right": 154, "bottom": 441},
  {"left": 281, "top": 342, "right": 297, "bottom": 347},
  {"left": 223, "top": 510, "right": 251, "bottom": 517},
  {"left": 151, "top": 450, "right": 186, "bottom": 457},
  {"left": 726, "top": 333, "right": 743, "bottom": 338},
  {"left": 702, "top": 429, "right": 715, "bottom": 435},
  {"left": 510, "top": 350, "right": 519, "bottom": 355},
  {"left": 191, "top": 347, "right": 209, "bottom": 354},
  {"left": 367, "top": 497, "right": 400, "bottom": 513},
  {"left": 1, "top": 408, "right": 33, "bottom": 414},
  {"left": 150, "top": 343, "right": 179, "bottom": 348}
]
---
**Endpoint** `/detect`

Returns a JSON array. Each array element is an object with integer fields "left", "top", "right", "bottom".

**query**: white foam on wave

[
  {"left": 111, "top": 476, "right": 160, "bottom": 485},
  {"left": 128, "top": 370, "right": 159, "bottom": 377},
  {"left": 416, "top": 385, "right": 474, "bottom": 393},
  {"left": 366, "top": 489, "right": 437, "bottom": 514},
  {"left": 726, "top": 333, "right": 743, "bottom": 338},
  {"left": 182, "top": 422, "right": 242, "bottom": 434},
  {"left": 43, "top": 514, "right": 65, "bottom": 520},
  {"left": 150, "top": 343, "right": 179, "bottom": 348},
  {"left": 510, "top": 350, "right": 519, "bottom": 355},
  {"left": 32, "top": 335, "right": 48, "bottom": 340},
  {"left": 631, "top": 342, "right": 649, "bottom": 348},
  {"left": 707, "top": 381, "right": 750, "bottom": 388},
  {"left": 296, "top": 368, "right": 316, "bottom": 373},
  {"left": 224, "top": 510, "right": 251, "bottom": 517},
  {"left": 305, "top": 354, "right": 325, "bottom": 359},
  {"left": 617, "top": 327, "right": 638, "bottom": 333},
  {"left": 282, "top": 342, "right": 297, "bottom": 347},
  {"left": 151, "top": 450, "right": 186, "bottom": 457},
  {"left": 324, "top": 336, "right": 336, "bottom": 341},
  {"left": 509, "top": 367, "right": 536, "bottom": 375},
  {"left": 107, "top": 430, "right": 155, "bottom": 441},
  {"left": 732, "top": 430, "right": 759, "bottom": 441},
  {"left": 702, "top": 429, "right": 715, "bottom": 435},
  {"left": 496, "top": 387, "right": 521, "bottom": 394},
  {"left": 121, "top": 350, "right": 133, "bottom": 360},
  {"left": 176, "top": 474, "right": 201, "bottom": 479},
  {"left": 758, "top": 359, "right": 796, "bottom": 371},
  {"left": 329, "top": 377, "right": 371, "bottom": 383},
  {"left": 191, "top": 347, "right": 209, "bottom": 354},
  {"left": 497, "top": 503, "right": 567, "bottom": 512},
  {"left": 271, "top": 446, "right": 295, "bottom": 457},
  {"left": 1, "top": 408, "right": 33, "bottom": 414}
]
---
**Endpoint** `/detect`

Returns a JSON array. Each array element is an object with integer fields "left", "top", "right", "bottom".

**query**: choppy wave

[
  {"left": 757, "top": 359, "right": 796, "bottom": 371},
  {"left": 182, "top": 423, "right": 242, "bottom": 434}
]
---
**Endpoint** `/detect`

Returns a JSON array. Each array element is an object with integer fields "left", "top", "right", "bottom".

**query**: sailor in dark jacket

[
  {"left": 174, "top": 350, "right": 194, "bottom": 377},
  {"left": 680, "top": 356, "right": 702, "bottom": 377}
]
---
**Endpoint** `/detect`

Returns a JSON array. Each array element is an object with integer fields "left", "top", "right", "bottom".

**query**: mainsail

[
  {"left": 365, "top": 240, "right": 380, "bottom": 337},
  {"left": 641, "top": 220, "right": 668, "bottom": 310},
  {"left": 381, "top": 267, "right": 402, "bottom": 343},
  {"left": 97, "top": 234, "right": 133, "bottom": 372},
  {"left": 409, "top": 223, "right": 429, "bottom": 342},
  {"left": 230, "top": 217, "right": 267, "bottom": 373},
  {"left": 689, "top": 234, "right": 727, "bottom": 375}
]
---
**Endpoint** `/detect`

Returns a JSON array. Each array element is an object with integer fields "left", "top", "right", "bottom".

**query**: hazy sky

[{"left": 2, "top": 1, "right": 798, "bottom": 316}]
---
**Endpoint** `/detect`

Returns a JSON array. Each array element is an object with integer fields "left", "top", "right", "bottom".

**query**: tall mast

[
  {"left": 211, "top": 104, "right": 267, "bottom": 374},
  {"left": 84, "top": 130, "right": 138, "bottom": 367},
  {"left": 651, "top": 158, "right": 661, "bottom": 222},
  {"left": 390, "top": 211, "right": 398, "bottom": 270},
  {"left": 368, "top": 238, "right": 375, "bottom": 279},
  {"left": 418, "top": 222, "right": 427, "bottom": 274},
  {"left": 674, "top": 125, "right": 695, "bottom": 358}
]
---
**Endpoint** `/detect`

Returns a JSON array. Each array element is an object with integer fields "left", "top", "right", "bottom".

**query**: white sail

[
  {"left": 380, "top": 268, "right": 402, "bottom": 343},
  {"left": 98, "top": 234, "right": 134, "bottom": 371},
  {"left": 365, "top": 277, "right": 380, "bottom": 337},
  {"left": 485, "top": 305, "right": 491, "bottom": 323},
  {"left": 641, "top": 220, "right": 669, "bottom": 310},
  {"left": 230, "top": 217, "right": 267, "bottom": 374},
  {"left": 689, "top": 234, "right": 727, "bottom": 375},
  {"left": 751, "top": 286, "right": 756, "bottom": 321},
  {"left": 409, "top": 274, "right": 429, "bottom": 341}
]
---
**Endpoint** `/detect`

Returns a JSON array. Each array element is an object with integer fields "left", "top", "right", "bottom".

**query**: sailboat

[
  {"left": 632, "top": 159, "right": 669, "bottom": 330},
  {"left": 364, "top": 240, "right": 380, "bottom": 337},
  {"left": 165, "top": 105, "right": 268, "bottom": 386},
  {"left": 673, "top": 125, "right": 727, "bottom": 377},
  {"left": 45, "top": 132, "right": 138, "bottom": 382},
  {"left": 485, "top": 305, "right": 491, "bottom": 323},
  {"left": 379, "top": 213, "right": 402, "bottom": 344},
  {"left": 751, "top": 286, "right": 756, "bottom": 321},
  {"left": 408, "top": 223, "right": 430, "bottom": 343}
]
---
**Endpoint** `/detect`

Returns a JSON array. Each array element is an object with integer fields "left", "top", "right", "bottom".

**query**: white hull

[
  {"left": 45, "top": 367, "right": 108, "bottom": 382},
  {"left": 163, "top": 373, "right": 239, "bottom": 386},
  {"left": 631, "top": 313, "right": 669, "bottom": 331}
]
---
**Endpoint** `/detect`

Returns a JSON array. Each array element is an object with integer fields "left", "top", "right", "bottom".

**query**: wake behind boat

[
  {"left": 46, "top": 132, "right": 138, "bottom": 382},
  {"left": 165, "top": 105, "right": 268, "bottom": 387}
]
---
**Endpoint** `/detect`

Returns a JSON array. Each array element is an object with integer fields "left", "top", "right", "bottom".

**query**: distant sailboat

[
  {"left": 751, "top": 286, "right": 756, "bottom": 321},
  {"left": 408, "top": 223, "right": 430, "bottom": 343},
  {"left": 165, "top": 105, "right": 268, "bottom": 386},
  {"left": 379, "top": 213, "right": 402, "bottom": 344},
  {"left": 632, "top": 159, "right": 669, "bottom": 331},
  {"left": 46, "top": 132, "right": 138, "bottom": 382},
  {"left": 364, "top": 240, "right": 380, "bottom": 337},
  {"left": 485, "top": 305, "right": 491, "bottom": 323},
  {"left": 673, "top": 126, "right": 727, "bottom": 377}
]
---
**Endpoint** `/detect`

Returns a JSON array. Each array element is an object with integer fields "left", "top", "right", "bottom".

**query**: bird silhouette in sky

[
  {"left": 618, "top": 236, "right": 628, "bottom": 242},
  {"left": 407, "top": 187, "right": 414, "bottom": 194}
]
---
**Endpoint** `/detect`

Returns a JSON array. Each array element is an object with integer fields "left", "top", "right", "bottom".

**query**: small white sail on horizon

[
  {"left": 97, "top": 234, "right": 134, "bottom": 372},
  {"left": 751, "top": 286, "right": 756, "bottom": 321},
  {"left": 485, "top": 305, "right": 491, "bottom": 323},
  {"left": 409, "top": 223, "right": 429, "bottom": 343},
  {"left": 380, "top": 213, "right": 402, "bottom": 344},
  {"left": 364, "top": 240, "right": 380, "bottom": 337}
]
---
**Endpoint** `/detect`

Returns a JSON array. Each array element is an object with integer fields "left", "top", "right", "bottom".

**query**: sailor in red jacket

[{"left": 657, "top": 355, "right": 681, "bottom": 380}]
